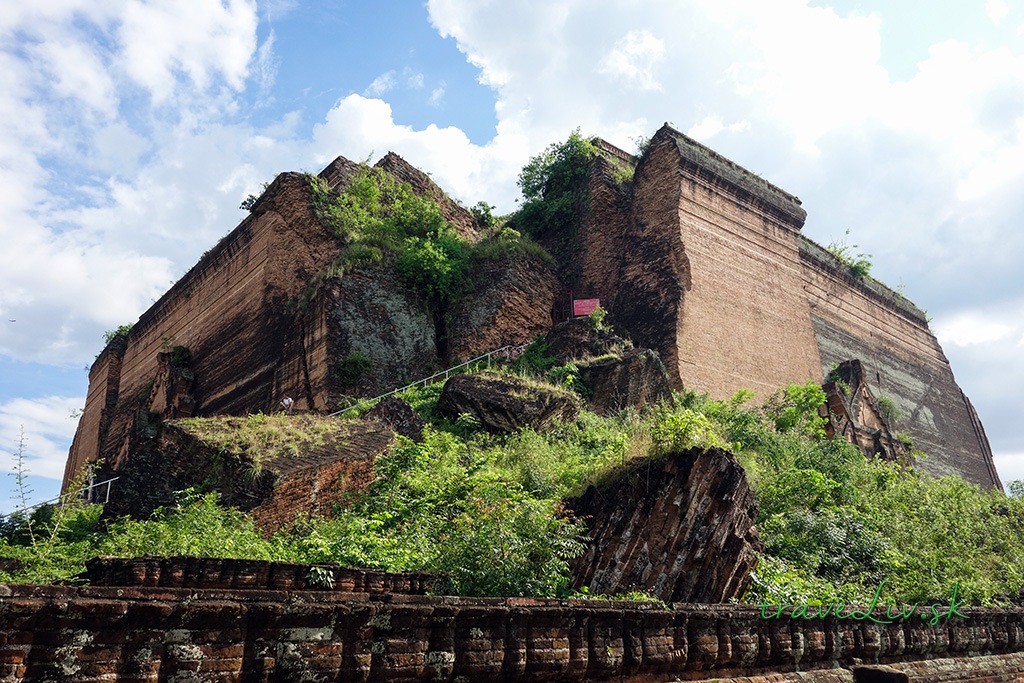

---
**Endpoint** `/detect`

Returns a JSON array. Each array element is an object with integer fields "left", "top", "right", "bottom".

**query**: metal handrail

[
  {"left": 327, "top": 342, "right": 531, "bottom": 416},
  {"left": 4, "top": 476, "right": 119, "bottom": 517}
]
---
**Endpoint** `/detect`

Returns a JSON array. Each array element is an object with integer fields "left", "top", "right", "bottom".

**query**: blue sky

[{"left": 2, "top": 0, "right": 1023, "bottom": 511}]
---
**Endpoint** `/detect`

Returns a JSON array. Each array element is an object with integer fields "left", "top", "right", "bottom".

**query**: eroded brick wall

[
  {"left": 1, "top": 584, "right": 1023, "bottom": 682},
  {"left": 448, "top": 252, "right": 558, "bottom": 362},
  {"left": 64, "top": 173, "right": 339, "bottom": 489},
  {"left": 610, "top": 133, "right": 688, "bottom": 382},
  {"left": 604, "top": 125, "right": 999, "bottom": 489},
  {"left": 801, "top": 239, "right": 1001, "bottom": 489}
]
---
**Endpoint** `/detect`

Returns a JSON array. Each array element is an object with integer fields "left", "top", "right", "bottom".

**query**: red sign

[{"left": 573, "top": 298, "right": 601, "bottom": 317}]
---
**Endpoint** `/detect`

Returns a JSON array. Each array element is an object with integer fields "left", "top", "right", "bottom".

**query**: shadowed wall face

[{"left": 64, "top": 173, "right": 339, "bottom": 489}]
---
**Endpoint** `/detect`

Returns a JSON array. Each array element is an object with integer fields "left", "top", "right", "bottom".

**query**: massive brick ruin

[
  {"left": 64, "top": 125, "right": 1001, "bottom": 496},
  {"left": 588, "top": 128, "right": 999, "bottom": 489}
]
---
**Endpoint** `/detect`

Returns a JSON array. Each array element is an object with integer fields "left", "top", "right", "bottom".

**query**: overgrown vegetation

[
  {"left": 305, "top": 166, "right": 551, "bottom": 318},
  {"left": 510, "top": 129, "right": 596, "bottom": 239},
  {"left": 174, "top": 413, "right": 345, "bottom": 470},
  {"left": 337, "top": 351, "right": 373, "bottom": 386},
  {"left": 5, "top": 376, "right": 1024, "bottom": 605},
  {"left": 102, "top": 324, "right": 133, "bottom": 345},
  {"left": 875, "top": 395, "right": 903, "bottom": 425}
]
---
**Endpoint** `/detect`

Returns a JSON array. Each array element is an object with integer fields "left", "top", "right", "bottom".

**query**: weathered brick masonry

[
  {"left": 65, "top": 124, "right": 1003, "bottom": 496},
  {"left": 63, "top": 155, "right": 547, "bottom": 494},
  {"left": 603, "top": 126, "right": 1000, "bottom": 489},
  {"left": 1, "top": 582, "right": 1023, "bottom": 682}
]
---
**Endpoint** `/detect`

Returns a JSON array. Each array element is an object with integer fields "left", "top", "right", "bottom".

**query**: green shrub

[
  {"left": 170, "top": 345, "right": 191, "bottom": 368},
  {"left": 337, "top": 352, "right": 373, "bottom": 386},
  {"left": 470, "top": 227, "right": 554, "bottom": 265},
  {"left": 545, "top": 362, "right": 589, "bottom": 397},
  {"left": 511, "top": 129, "right": 596, "bottom": 238},
  {"left": 99, "top": 490, "right": 280, "bottom": 560},
  {"left": 650, "top": 407, "right": 726, "bottom": 453},
  {"left": 102, "top": 324, "right": 133, "bottom": 344},
  {"left": 826, "top": 230, "right": 873, "bottom": 279},
  {"left": 587, "top": 305, "right": 609, "bottom": 331},
  {"left": 394, "top": 229, "right": 468, "bottom": 306},
  {"left": 763, "top": 381, "right": 828, "bottom": 437},
  {"left": 512, "top": 336, "right": 560, "bottom": 376},
  {"left": 431, "top": 485, "right": 587, "bottom": 597},
  {"left": 876, "top": 395, "right": 903, "bottom": 425},
  {"left": 470, "top": 201, "right": 496, "bottom": 228},
  {"left": 307, "top": 167, "right": 470, "bottom": 311}
]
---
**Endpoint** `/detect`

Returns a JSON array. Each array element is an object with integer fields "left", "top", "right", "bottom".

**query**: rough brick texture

[
  {"left": 65, "top": 130, "right": 1002, "bottom": 498},
  {"left": 64, "top": 172, "right": 340, "bottom": 489},
  {"left": 103, "top": 417, "right": 393, "bottom": 533},
  {"left": 448, "top": 251, "right": 558, "bottom": 362},
  {"left": 801, "top": 238, "right": 1001, "bottom": 488},
  {"left": 570, "top": 448, "right": 761, "bottom": 603},
  {"left": 601, "top": 127, "right": 998, "bottom": 489},
  {"left": 1, "top": 584, "right": 1023, "bottom": 682},
  {"left": 65, "top": 155, "right": 552, "bottom": 496},
  {"left": 823, "top": 359, "right": 907, "bottom": 463},
  {"left": 85, "top": 557, "right": 434, "bottom": 593},
  {"left": 616, "top": 126, "right": 823, "bottom": 399},
  {"left": 437, "top": 372, "right": 582, "bottom": 433}
]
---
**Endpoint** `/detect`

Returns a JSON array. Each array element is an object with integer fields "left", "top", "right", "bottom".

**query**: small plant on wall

[
  {"left": 876, "top": 395, "right": 903, "bottom": 425},
  {"left": 826, "top": 230, "right": 872, "bottom": 279}
]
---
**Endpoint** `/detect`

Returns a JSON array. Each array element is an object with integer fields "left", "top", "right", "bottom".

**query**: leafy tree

[
  {"left": 470, "top": 201, "right": 496, "bottom": 228},
  {"left": 394, "top": 228, "right": 468, "bottom": 307},
  {"left": 512, "top": 129, "right": 596, "bottom": 238}
]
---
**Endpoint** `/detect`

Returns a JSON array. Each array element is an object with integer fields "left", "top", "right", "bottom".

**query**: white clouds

[
  {"left": 29, "top": 38, "right": 119, "bottom": 116},
  {"left": 407, "top": 71, "right": 425, "bottom": 90},
  {"left": 0, "top": 0, "right": 271, "bottom": 365},
  {"left": 705, "top": 1, "right": 888, "bottom": 153},
  {"left": 312, "top": 94, "right": 516, "bottom": 208},
  {"left": 365, "top": 71, "right": 398, "bottom": 96},
  {"left": 687, "top": 115, "right": 750, "bottom": 142},
  {"left": 117, "top": 0, "right": 258, "bottom": 103},
  {"left": 0, "top": 395, "right": 84, "bottom": 480},
  {"left": 253, "top": 30, "right": 279, "bottom": 97},
  {"left": 1, "top": 0, "right": 1023, "bottom": 500},
  {"left": 419, "top": 0, "right": 1024, "bottom": 480},
  {"left": 935, "top": 312, "right": 1016, "bottom": 347},
  {"left": 598, "top": 30, "right": 665, "bottom": 92},
  {"left": 364, "top": 68, "right": 427, "bottom": 97},
  {"left": 430, "top": 83, "right": 446, "bottom": 108},
  {"left": 986, "top": 0, "right": 1009, "bottom": 25}
]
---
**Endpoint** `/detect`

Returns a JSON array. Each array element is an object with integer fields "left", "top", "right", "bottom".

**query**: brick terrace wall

[
  {"left": 84, "top": 557, "right": 433, "bottom": 594},
  {"left": 800, "top": 239, "right": 1001, "bottom": 489},
  {"left": 1, "top": 584, "right": 1023, "bottom": 682}
]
